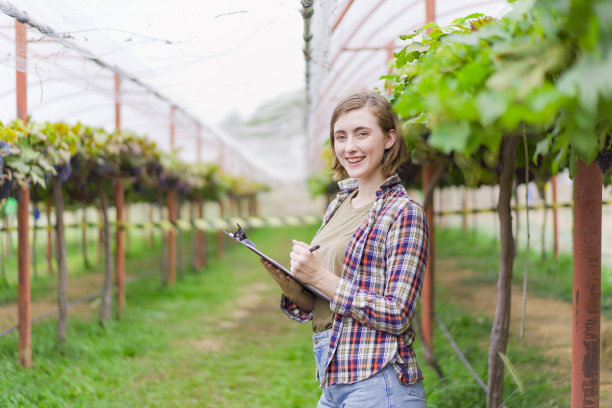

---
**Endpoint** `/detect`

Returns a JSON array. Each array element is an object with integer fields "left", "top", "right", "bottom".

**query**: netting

[
  {"left": 0, "top": 0, "right": 305, "bottom": 184},
  {"left": 307, "top": 0, "right": 512, "bottom": 170}
]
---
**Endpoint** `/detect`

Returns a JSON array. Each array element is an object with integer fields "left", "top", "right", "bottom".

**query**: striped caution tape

[
  {"left": 0, "top": 214, "right": 324, "bottom": 233},
  {"left": 434, "top": 201, "right": 612, "bottom": 216}
]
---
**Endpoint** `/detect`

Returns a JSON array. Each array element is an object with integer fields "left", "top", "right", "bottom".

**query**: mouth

[{"left": 346, "top": 156, "right": 365, "bottom": 165}]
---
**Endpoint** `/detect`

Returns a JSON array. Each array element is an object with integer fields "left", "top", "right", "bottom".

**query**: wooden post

[
  {"left": 421, "top": 163, "right": 435, "bottom": 351},
  {"left": 16, "top": 19, "right": 31, "bottom": 368},
  {"left": 115, "top": 180, "right": 125, "bottom": 314},
  {"left": 167, "top": 189, "right": 177, "bottom": 285},
  {"left": 571, "top": 160, "right": 601, "bottom": 408},
  {"left": 552, "top": 175, "right": 559, "bottom": 259}
]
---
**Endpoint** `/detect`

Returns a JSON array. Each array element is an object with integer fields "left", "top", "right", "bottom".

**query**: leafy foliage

[
  {"left": 0, "top": 120, "right": 264, "bottom": 203},
  {"left": 384, "top": 0, "right": 611, "bottom": 184}
]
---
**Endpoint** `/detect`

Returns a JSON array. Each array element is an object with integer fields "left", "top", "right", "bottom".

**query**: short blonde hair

[{"left": 329, "top": 92, "right": 406, "bottom": 181}]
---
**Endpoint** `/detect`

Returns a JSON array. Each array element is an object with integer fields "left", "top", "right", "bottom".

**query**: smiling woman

[{"left": 260, "top": 91, "right": 429, "bottom": 407}]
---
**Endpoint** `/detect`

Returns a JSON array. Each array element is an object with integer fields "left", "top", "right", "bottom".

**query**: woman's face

[{"left": 333, "top": 107, "right": 395, "bottom": 183}]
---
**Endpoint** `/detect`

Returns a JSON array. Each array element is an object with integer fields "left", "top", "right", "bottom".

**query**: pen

[{"left": 309, "top": 244, "right": 320, "bottom": 252}]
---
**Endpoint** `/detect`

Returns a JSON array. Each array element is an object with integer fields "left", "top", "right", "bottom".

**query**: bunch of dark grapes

[
  {"left": 0, "top": 140, "right": 10, "bottom": 173},
  {"left": 70, "top": 153, "right": 82, "bottom": 173},
  {"left": 55, "top": 162, "right": 72, "bottom": 184},
  {"left": 596, "top": 148, "right": 612, "bottom": 174},
  {"left": 0, "top": 169, "right": 13, "bottom": 199}
]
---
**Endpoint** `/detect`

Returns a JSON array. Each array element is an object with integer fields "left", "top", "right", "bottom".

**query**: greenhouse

[{"left": 1, "top": 0, "right": 611, "bottom": 407}]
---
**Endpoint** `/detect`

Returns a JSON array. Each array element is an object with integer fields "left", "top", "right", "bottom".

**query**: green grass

[
  {"left": 436, "top": 227, "right": 612, "bottom": 318},
  {"left": 0, "top": 224, "right": 321, "bottom": 407},
  {"left": 0, "top": 223, "right": 571, "bottom": 407},
  {"left": 0, "top": 228, "right": 202, "bottom": 304},
  {"left": 419, "top": 288, "right": 569, "bottom": 407}
]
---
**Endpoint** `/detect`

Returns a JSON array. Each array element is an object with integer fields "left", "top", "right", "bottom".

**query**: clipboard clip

[{"left": 227, "top": 223, "right": 256, "bottom": 248}]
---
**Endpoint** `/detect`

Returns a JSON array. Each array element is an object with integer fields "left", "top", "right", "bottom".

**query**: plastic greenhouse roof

[{"left": 1, "top": 0, "right": 512, "bottom": 183}]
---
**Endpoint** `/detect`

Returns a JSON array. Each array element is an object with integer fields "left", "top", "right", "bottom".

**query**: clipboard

[{"left": 224, "top": 223, "right": 330, "bottom": 301}]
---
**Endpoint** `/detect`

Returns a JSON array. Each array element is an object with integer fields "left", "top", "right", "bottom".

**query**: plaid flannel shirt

[{"left": 281, "top": 174, "right": 429, "bottom": 387}]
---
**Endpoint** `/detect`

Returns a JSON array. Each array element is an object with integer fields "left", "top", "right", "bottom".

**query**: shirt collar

[{"left": 336, "top": 174, "right": 402, "bottom": 201}]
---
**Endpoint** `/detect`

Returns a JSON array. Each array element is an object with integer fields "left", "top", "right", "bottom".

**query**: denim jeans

[{"left": 312, "top": 329, "right": 426, "bottom": 408}]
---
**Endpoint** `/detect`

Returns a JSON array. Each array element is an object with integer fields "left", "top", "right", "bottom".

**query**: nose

[{"left": 345, "top": 135, "right": 357, "bottom": 152}]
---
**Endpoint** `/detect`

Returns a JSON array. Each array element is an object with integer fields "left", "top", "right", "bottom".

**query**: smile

[{"left": 346, "top": 157, "right": 364, "bottom": 164}]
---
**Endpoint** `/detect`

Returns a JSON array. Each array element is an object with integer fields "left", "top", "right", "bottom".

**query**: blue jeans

[{"left": 312, "top": 329, "right": 427, "bottom": 408}]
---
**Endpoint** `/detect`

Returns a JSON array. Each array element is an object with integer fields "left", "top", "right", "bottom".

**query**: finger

[{"left": 292, "top": 239, "right": 310, "bottom": 250}]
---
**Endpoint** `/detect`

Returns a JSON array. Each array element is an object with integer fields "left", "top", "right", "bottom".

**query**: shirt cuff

[
  {"left": 280, "top": 294, "right": 313, "bottom": 322},
  {"left": 330, "top": 276, "right": 358, "bottom": 316}
]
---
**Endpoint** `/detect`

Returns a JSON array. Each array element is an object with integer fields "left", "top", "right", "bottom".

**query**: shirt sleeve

[
  {"left": 280, "top": 294, "right": 313, "bottom": 323},
  {"left": 329, "top": 202, "right": 429, "bottom": 335}
]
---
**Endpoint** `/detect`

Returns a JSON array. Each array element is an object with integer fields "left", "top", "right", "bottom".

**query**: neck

[{"left": 354, "top": 173, "right": 386, "bottom": 204}]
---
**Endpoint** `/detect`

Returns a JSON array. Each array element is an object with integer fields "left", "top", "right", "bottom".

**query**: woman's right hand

[{"left": 260, "top": 258, "right": 304, "bottom": 300}]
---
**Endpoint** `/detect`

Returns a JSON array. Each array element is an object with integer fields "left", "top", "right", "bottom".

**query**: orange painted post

[
  {"left": 420, "top": 0, "right": 436, "bottom": 354},
  {"left": 167, "top": 189, "right": 177, "bottom": 285},
  {"left": 114, "top": 180, "right": 125, "bottom": 314},
  {"left": 421, "top": 163, "right": 435, "bottom": 351},
  {"left": 114, "top": 73, "right": 121, "bottom": 130},
  {"left": 16, "top": 20, "right": 31, "bottom": 368},
  {"left": 571, "top": 159, "right": 601, "bottom": 408},
  {"left": 552, "top": 175, "right": 559, "bottom": 259}
]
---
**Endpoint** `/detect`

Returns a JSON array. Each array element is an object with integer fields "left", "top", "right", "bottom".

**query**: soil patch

[{"left": 437, "top": 257, "right": 612, "bottom": 404}]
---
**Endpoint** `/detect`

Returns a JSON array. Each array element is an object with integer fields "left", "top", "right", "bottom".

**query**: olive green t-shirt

[{"left": 310, "top": 189, "right": 372, "bottom": 333}]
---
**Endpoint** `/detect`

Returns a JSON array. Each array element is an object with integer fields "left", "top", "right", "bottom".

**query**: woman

[{"left": 261, "top": 91, "right": 428, "bottom": 407}]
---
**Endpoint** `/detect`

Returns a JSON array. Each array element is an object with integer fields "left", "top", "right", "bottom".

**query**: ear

[{"left": 385, "top": 129, "right": 396, "bottom": 150}]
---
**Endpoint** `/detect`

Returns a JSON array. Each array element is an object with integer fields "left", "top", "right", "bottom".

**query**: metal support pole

[
  {"left": 114, "top": 73, "right": 121, "bottom": 131},
  {"left": 167, "top": 189, "right": 177, "bottom": 285},
  {"left": 15, "top": 19, "right": 31, "bottom": 368},
  {"left": 571, "top": 159, "right": 601, "bottom": 408},
  {"left": 421, "top": 163, "right": 435, "bottom": 351},
  {"left": 114, "top": 180, "right": 125, "bottom": 314}
]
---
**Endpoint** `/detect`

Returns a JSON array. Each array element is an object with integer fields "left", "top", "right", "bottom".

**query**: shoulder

[{"left": 380, "top": 184, "right": 425, "bottom": 221}]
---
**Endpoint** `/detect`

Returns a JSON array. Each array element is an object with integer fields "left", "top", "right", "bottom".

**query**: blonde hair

[{"left": 329, "top": 92, "right": 406, "bottom": 180}]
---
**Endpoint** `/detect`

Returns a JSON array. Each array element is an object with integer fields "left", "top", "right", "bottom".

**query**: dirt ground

[{"left": 436, "top": 257, "right": 612, "bottom": 406}]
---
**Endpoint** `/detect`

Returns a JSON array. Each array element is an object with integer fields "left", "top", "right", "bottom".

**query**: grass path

[{"left": 1, "top": 225, "right": 321, "bottom": 407}]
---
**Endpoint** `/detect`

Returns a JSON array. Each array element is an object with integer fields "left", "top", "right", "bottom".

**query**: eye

[
  {"left": 335, "top": 134, "right": 346, "bottom": 141},
  {"left": 356, "top": 131, "right": 368, "bottom": 138}
]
